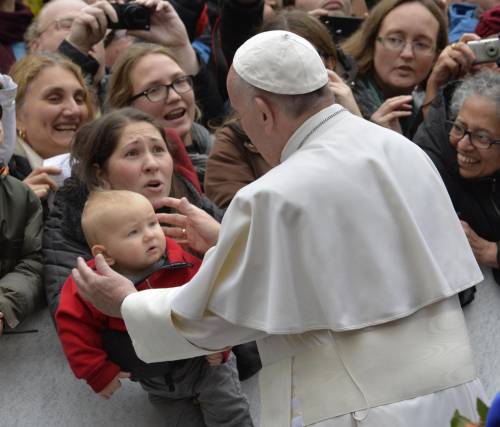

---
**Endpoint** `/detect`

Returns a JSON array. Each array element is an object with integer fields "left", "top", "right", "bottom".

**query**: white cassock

[{"left": 122, "top": 105, "right": 487, "bottom": 426}]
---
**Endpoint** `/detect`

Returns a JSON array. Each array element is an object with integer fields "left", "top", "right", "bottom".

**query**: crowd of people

[{"left": 1, "top": 0, "right": 500, "bottom": 425}]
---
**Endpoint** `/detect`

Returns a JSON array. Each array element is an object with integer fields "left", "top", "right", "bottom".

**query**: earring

[{"left": 17, "top": 128, "right": 26, "bottom": 141}]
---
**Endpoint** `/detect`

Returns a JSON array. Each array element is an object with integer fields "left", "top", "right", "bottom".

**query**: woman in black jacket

[{"left": 413, "top": 70, "right": 500, "bottom": 298}]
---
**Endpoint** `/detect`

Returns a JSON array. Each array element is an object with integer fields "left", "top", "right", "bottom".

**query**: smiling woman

[
  {"left": 8, "top": 53, "right": 94, "bottom": 200},
  {"left": 416, "top": 70, "right": 500, "bottom": 293}
]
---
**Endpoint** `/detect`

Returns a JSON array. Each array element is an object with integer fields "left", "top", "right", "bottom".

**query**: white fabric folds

[{"left": 171, "top": 105, "right": 482, "bottom": 333}]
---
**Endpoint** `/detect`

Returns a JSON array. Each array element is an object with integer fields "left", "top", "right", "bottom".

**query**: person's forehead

[{"left": 38, "top": 0, "right": 86, "bottom": 27}]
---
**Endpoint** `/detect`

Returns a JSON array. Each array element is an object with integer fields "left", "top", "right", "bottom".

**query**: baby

[{"left": 56, "top": 190, "right": 252, "bottom": 426}]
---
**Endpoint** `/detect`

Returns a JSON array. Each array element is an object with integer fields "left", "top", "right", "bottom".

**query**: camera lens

[{"left": 486, "top": 45, "right": 498, "bottom": 58}]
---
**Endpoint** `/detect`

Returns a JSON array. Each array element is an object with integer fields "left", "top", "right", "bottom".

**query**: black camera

[{"left": 108, "top": 3, "right": 151, "bottom": 31}]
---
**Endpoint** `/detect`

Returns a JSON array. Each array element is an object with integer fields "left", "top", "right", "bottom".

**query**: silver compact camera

[{"left": 467, "top": 37, "right": 500, "bottom": 64}]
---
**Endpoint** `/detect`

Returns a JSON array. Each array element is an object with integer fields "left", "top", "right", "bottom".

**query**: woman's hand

[
  {"left": 327, "top": 70, "right": 362, "bottom": 117},
  {"left": 98, "top": 371, "right": 130, "bottom": 399},
  {"left": 424, "top": 34, "right": 479, "bottom": 109},
  {"left": 128, "top": 0, "right": 199, "bottom": 75},
  {"left": 370, "top": 95, "right": 413, "bottom": 134},
  {"left": 461, "top": 220, "right": 498, "bottom": 268},
  {"left": 155, "top": 197, "right": 220, "bottom": 255},
  {"left": 23, "top": 166, "right": 62, "bottom": 199}
]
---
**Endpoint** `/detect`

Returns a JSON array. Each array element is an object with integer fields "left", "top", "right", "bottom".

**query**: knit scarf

[{"left": 0, "top": 1, "right": 33, "bottom": 73}]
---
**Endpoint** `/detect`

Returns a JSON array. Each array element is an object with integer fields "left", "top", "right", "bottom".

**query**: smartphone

[
  {"left": 319, "top": 16, "right": 364, "bottom": 42},
  {"left": 467, "top": 37, "right": 500, "bottom": 65}
]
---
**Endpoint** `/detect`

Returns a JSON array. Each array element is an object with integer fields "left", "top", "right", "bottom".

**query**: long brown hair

[{"left": 342, "top": 0, "right": 447, "bottom": 76}]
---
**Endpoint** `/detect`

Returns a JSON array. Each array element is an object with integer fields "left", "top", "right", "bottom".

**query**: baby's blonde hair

[{"left": 81, "top": 190, "right": 148, "bottom": 248}]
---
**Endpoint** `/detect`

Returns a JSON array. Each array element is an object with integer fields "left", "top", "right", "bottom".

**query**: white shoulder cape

[{"left": 172, "top": 106, "right": 483, "bottom": 333}]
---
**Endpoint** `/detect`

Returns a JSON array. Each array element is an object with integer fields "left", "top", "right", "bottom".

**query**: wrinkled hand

[
  {"left": 206, "top": 352, "right": 224, "bottom": 366},
  {"left": 128, "top": 0, "right": 199, "bottom": 75},
  {"left": 327, "top": 70, "right": 361, "bottom": 116},
  {"left": 72, "top": 254, "right": 137, "bottom": 318},
  {"left": 461, "top": 220, "right": 498, "bottom": 268},
  {"left": 0, "top": 312, "right": 4, "bottom": 337},
  {"left": 426, "top": 34, "right": 479, "bottom": 99},
  {"left": 155, "top": 197, "right": 220, "bottom": 255},
  {"left": 99, "top": 371, "right": 131, "bottom": 399},
  {"left": 66, "top": 0, "right": 117, "bottom": 54},
  {"left": 23, "top": 166, "right": 61, "bottom": 200},
  {"left": 370, "top": 95, "right": 413, "bottom": 133}
]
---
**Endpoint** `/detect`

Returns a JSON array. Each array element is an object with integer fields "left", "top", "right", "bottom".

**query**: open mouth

[
  {"left": 457, "top": 153, "right": 479, "bottom": 165},
  {"left": 145, "top": 180, "right": 163, "bottom": 189},
  {"left": 53, "top": 123, "right": 78, "bottom": 133},
  {"left": 164, "top": 108, "right": 186, "bottom": 121}
]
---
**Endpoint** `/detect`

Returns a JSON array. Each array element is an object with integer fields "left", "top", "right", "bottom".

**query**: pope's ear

[
  {"left": 254, "top": 96, "right": 275, "bottom": 134},
  {"left": 91, "top": 244, "right": 115, "bottom": 266}
]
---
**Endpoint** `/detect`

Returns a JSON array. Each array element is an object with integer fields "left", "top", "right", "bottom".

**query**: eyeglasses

[
  {"left": 447, "top": 120, "right": 500, "bottom": 149},
  {"left": 38, "top": 17, "right": 74, "bottom": 35},
  {"left": 129, "top": 76, "right": 194, "bottom": 104},
  {"left": 376, "top": 36, "right": 435, "bottom": 56}
]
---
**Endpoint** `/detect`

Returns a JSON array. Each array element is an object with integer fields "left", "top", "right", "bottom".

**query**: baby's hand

[
  {"left": 206, "top": 352, "right": 224, "bottom": 366},
  {"left": 98, "top": 371, "right": 130, "bottom": 399},
  {"left": 0, "top": 312, "right": 4, "bottom": 337}
]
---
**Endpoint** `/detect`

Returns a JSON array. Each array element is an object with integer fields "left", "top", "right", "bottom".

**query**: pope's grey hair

[
  {"left": 233, "top": 73, "right": 330, "bottom": 119},
  {"left": 450, "top": 70, "right": 500, "bottom": 119}
]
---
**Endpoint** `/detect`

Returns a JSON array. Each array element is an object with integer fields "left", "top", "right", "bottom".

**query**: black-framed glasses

[
  {"left": 447, "top": 120, "right": 500, "bottom": 149},
  {"left": 129, "top": 76, "right": 194, "bottom": 103},
  {"left": 376, "top": 36, "right": 435, "bottom": 56}
]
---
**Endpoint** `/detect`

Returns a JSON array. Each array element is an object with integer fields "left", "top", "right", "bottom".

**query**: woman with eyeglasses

[
  {"left": 342, "top": 0, "right": 448, "bottom": 137},
  {"left": 107, "top": 43, "right": 213, "bottom": 188},
  {"left": 416, "top": 70, "right": 500, "bottom": 296}
]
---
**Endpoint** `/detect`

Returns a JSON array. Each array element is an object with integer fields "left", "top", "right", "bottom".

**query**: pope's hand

[
  {"left": 155, "top": 197, "right": 220, "bottom": 255},
  {"left": 72, "top": 254, "right": 137, "bottom": 318}
]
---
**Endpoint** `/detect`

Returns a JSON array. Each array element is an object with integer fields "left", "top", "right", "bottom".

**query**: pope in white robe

[{"left": 73, "top": 31, "right": 487, "bottom": 426}]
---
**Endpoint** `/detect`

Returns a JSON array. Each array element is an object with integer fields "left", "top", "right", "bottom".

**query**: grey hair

[
  {"left": 234, "top": 73, "right": 330, "bottom": 119},
  {"left": 450, "top": 70, "right": 500, "bottom": 119}
]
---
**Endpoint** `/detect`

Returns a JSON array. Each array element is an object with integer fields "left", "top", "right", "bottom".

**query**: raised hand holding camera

[
  {"left": 127, "top": 0, "right": 199, "bottom": 76},
  {"left": 66, "top": 0, "right": 118, "bottom": 54}
]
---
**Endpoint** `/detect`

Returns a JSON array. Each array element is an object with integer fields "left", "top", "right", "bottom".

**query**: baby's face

[{"left": 100, "top": 197, "right": 166, "bottom": 274}]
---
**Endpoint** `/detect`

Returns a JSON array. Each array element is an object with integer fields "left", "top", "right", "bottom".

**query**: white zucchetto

[{"left": 232, "top": 30, "right": 329, "bottom": 95}]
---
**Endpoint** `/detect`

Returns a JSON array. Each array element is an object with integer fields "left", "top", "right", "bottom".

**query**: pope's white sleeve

[{"left": 121, "top": 287, "right": 267, "bottom": 363}]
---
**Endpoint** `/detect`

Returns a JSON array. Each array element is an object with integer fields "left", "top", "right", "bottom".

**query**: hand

[
  {"left": 206, "top": 352, "right": 224, "bottom": 366},
  {"left": 327, "top": 70, "right": 362, "bottom": 116},
  {"left": 72, "top": 254, "right": 137, "bottom": 318},
  {"left": 98, "top": 371, "right": 130, "bottom": 399},
  {"left": 425, "top": 34, "right": 479, "bottom": 101},
  {"left": 23, "top": 166, "right": 61, "bottom": 199},
  {"left": 370, "top": 95, "right": 413, "bottom": 134},
  {"left": 0, "top": 312, "right": 4, "bottom": 337},
  {"left": 307, "top": 9, "right": 331, "bottom": 17},
  {"left": 128, "top": 0, "right": 199, "bottom": 75},
  {"left": 155, "top": 197, "right": 220, "bottom": 254},
  {"left": 66, "top": 0, "right": 118, "bottom": 54},
  {"left": 461, "top": 221, "right": 498, "bottom": 268}
]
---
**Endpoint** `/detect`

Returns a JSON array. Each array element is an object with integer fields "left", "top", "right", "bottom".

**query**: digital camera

[
  {"left": 108, "top": 3, "right": 151, "bottom": 31},
  {"left": 467, "top": 37, "right": 500, "bottom": 65}
]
